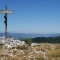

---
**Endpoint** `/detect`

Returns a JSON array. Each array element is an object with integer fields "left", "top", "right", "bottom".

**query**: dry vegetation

[{"left": 0, "top": 43, "right": 60, "bottom": 60}]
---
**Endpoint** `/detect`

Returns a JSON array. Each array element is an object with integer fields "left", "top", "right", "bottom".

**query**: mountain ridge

[{"left": 0, "top": 33, "right": 60, "bottom": 39}]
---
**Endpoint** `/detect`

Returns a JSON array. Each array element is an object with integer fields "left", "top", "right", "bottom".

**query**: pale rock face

[
  {"left": 31, "top": 43, "right": 38, "bottom": 47},
  {"left": 0, "top": 37, "right": 25, "bottom": 49},
  {"left": 9, "top": 53, "right": 14, "bottom": 57},
  {"left": 1, "top": 39, "right": 5, "bottom": 44},
  {"left": 1, "top": 58, "right": 3, "bottom": 60},
  {"left": 7, "top": 45, "right": 12, "bottom": 49},
  {"left": 19, "top": 50, "right": 25, "bottom": 54}
]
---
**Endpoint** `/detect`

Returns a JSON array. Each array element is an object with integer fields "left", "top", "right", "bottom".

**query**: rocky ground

[{"left": 0, "top": 37, "right": 60, "bottom": 60}]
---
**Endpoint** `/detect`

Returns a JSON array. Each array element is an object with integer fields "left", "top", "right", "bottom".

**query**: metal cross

[{"left": 0, "top": 6, "right": 13, "bottom": 39}]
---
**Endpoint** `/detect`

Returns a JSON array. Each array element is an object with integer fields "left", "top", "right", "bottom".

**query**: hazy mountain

[{"left": 0, "top": 33, "right": 60, "bottom": 40}]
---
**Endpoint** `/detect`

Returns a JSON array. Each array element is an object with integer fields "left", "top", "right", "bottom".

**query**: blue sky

[{"left": 0, "top": 0, "right": 60, "bottom": 34}]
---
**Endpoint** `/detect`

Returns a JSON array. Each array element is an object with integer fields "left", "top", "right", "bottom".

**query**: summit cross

[{"left": 0, "top": 6, "right": 13, "bottom": 38}]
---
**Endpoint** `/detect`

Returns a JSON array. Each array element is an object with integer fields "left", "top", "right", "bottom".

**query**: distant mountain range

[{"left": 0, "top": 33, "right": 60, "bottom": 40}]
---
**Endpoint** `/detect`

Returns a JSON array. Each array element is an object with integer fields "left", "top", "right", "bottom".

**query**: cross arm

[{"left": 0, "top": 10, "right": 13, "bottom": 14}]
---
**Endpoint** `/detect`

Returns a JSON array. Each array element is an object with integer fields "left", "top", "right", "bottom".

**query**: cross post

[{"left": 4, "top": 6, "right": 8, "bottom": 38}]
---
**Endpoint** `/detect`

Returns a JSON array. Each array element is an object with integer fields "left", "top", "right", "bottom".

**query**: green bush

[{"left": 25, "top": 38, "right": 32, "bottom": 46}]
